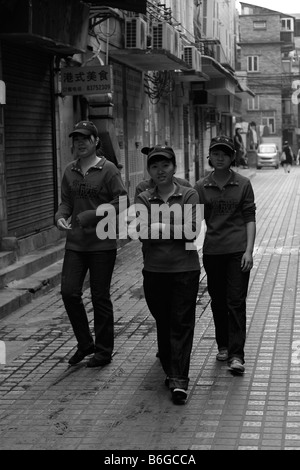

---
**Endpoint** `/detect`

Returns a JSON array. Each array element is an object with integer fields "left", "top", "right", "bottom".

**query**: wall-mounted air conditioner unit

[
  {"left": 125, "top": 17, "right": 147, "bottom": 49},
  {"left": 152, "top": 22, "right": 174, "bottom": 53},
  {"left": 173, "top": 30, "right": 183, "bottom": 58},
  {"left": 183, "top": 46, "right": 201, "bottom": 71}
]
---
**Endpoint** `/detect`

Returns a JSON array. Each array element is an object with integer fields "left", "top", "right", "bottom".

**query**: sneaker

[
  {"left": 171, "top": 388, "right": 187, "bottom": 405},
  {"left": 216, "top": 348, "right": 228, "bottom": 361},
  {"left": 86, "top": 355, "right": 111, "bottom": 368},
  {"left": 68, "top": 346, "right": 94, "bottom": 365},
  {"left": 228, "top": 358, "right": 245, "bottom": 374}
]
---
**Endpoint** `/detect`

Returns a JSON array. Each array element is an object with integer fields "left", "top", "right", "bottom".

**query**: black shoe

[
  {"left": 171, "top": 388, "right": 187, "bottom": 405},
  {"left": 68, "top": 346, "right": 94, "bottom": 365},
  {"left": 216, "top": 348, "right": 228, "bottom": 361},
  {"left": 86, "top": 355, "right": 111, "bottom": 368}
]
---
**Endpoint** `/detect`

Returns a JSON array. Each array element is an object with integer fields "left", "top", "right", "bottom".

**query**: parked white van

[{"left": 256, "top": 143, "right": 280, "bottom": 169}]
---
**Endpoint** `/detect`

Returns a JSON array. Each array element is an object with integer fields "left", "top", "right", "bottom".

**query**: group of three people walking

[{"left": 55, "top": 121, "right": 256, "bottom": 405}]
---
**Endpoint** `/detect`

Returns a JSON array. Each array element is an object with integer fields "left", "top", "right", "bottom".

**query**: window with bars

[
  {"left": 281, "top": 18, "right": 293, "bottom": 31},
  {"left": 247, "top": 55, "right": 259, "bottom": 72},
  {"left": 247, "top": 95, "right": 259, "bottom": 111},
  {"left": 262, "top": 117, "right": 275, "bottom": 134}
]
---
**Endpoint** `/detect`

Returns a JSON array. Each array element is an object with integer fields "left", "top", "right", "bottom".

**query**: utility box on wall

[{"left": 0, "top": 0, "right": 89, "bottom": 54}]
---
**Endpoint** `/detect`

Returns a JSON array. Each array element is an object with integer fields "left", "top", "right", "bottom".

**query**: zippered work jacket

[
  {"left": 55, "top": 157, "right": 128, "bottom": 251},
  {"left": 136, "top": 183, "right": 201, "bottom": 272}
]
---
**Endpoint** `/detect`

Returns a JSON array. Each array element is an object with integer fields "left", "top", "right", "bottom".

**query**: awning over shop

[
  {"left": 109, "top": 48, "right": 192, "bottom": 71},
  {"left": 202, "top": 55, "right": 255, "bottom": 97},
  {"left": 173, "top": 70, "right": 209, "bottom": 83},
  {"left": 235, "top": 71, "right": 256, "bottom": 97},
  {"left": 236, "top": 82, "right": 255, "bottom": 97},
  {"left": 86, "top": 0, "right": 147, "bottom": 14},
  {"left": 202, "top": 55, "right": 235, "bottom": 80},
  {"left": 206, "top": 77, "right": 236, "bottom": 95}
]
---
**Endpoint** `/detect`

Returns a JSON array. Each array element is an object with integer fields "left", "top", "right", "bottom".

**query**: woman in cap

[
  {"left": 136, "top": 146, "right": 201, "bottom": 404},
  {"left": 194, "top": 136, "right": 256, "bottom": 374},
  {"left": 134, "top": 146, "right": 191, "bottom": 202},
  {"left": 55, "top": 120, "right": 128, "bottom": 368}
]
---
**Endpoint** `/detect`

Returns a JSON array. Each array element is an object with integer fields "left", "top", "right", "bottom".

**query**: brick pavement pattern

[{"left": 1, "top": 168, "right": 300, "bottom": 450}]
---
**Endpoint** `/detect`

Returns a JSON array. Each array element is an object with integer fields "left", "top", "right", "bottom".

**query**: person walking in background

[
  {"left": 55, "top": 120, "right": 128, "bottom": 368},
  {"left": 296, "top": 147, "right": 300, "bottom": 166},
  {"left": 194, "top": 136, "right": 256, "bottom": 374},
  {"left": 134, "top": 145, "right": 191, "bottom": 203},
  {"left": 136, "top": 145, "right": 201, "bottom": 405},
  {"left": 234, "top": 126, "right": 246, "bottom": 168},
  {"left": 281, "top": 141, "right": 294, "bottom": 173},
  {"left": 248, "top": 121, "right": 258, "bottom": 151}
]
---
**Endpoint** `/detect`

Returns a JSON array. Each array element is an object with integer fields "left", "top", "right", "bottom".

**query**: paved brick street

[{"left": 1, "top": 167, "right": 300, "bottom": 451}]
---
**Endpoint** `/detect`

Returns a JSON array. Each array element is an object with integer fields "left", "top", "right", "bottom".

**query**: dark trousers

[
  {"left": 61, "top": 249, "right": 116, "bottom": 359},
  {"left": 203, "top": 252, "right": 250, "bottom": 363},
  {"left": 143, "top": 269, "right": 200, "bottom": 390}
]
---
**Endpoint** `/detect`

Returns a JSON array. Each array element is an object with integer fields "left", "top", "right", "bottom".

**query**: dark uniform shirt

[{"left": 194, "top": 170, "right": 256, "bottom": 255}]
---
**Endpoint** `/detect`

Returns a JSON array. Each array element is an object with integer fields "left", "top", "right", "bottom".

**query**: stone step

[
  {"left": 0, "top": 238, "right": 130, "bottom": 321},
  {"left": 0, "top": 251, "right": 17, "bottom": 270},
  {"left": 0, "top": 241, "right": 66, "bottom": 290},
  {"left": 0, "top": 241, "right": 66, "bottom": 320}
]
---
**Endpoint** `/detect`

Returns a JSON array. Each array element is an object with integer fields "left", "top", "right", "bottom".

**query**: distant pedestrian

[
  {"left": 248, "top": 121, "right": 258, "bottom": 151},
  {"left": 194, "top": 135, "right": 256, "bottom": 375},
  {"left": 55, "top": 120, "right": 128, "bottom": 368},
  {"left": 134, "top": 146, "right": 191, "bottom": 203},
  {"left": 136, "top": 145, "right": 201, "bottom": 404},
  {"left": 297, "top": 148, "right": 300, "bottom": 166},
  {"left": 234, "top": 127, "right": 246, "bottom": 168},
  {"left": 281, "top": 141, "right": 293, "bottom": 173}
]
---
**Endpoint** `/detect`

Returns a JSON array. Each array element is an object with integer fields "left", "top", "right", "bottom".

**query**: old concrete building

[{"left": 237, "top": 2, "right": 297, "bottom": 153}]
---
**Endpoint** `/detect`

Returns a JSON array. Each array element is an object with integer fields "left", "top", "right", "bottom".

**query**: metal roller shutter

[{"left": 2, "top": 42, "right": 56, "bottom": 238}]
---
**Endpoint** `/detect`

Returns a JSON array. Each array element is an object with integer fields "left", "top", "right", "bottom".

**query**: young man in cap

[
  {"left": 55, "top": 120, "right": 128, "bottom": 368},
  {"left": 136, "top": 146, "right": 201, "bottom": 404},
  {"left": 194, "top": 136, "right": 256, "bottom": 374}
]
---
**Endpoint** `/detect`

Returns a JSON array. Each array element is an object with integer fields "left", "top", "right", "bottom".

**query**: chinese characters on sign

[{"left": 61, "top": 66, "right": 113, "bottom": 95}]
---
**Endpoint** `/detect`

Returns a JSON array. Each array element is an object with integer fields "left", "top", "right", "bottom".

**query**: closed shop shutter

[{"left": 2, "top": 42, "right": 55, "bottom": 238}]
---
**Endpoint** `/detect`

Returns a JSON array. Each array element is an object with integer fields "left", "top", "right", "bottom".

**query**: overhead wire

[{"left": 144, "top": 70, "right": 175, "bottom": 104}]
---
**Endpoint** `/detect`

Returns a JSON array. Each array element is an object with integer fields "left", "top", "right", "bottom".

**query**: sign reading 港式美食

[{"left": 61, "top": 66, "right": 113, "bottom": 95}]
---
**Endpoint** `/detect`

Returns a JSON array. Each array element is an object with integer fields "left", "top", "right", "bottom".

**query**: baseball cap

[
  {"left": 69, "top": 120, "right": 99, "bottom": 138},
  {"left": 147, "top": 145, "right": 176, "bottom": 165},
  {"left": 209, "top": 135, "right": 235, "bottom": 155},
  {"left": 141, "top": 146, "right": 153, "bottom": 155}
]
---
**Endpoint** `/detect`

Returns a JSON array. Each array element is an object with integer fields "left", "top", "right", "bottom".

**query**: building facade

[
  {"left": 0, "top": 0, "right": 250, "bottom": 254},
  {"left": 238, "top": 3, "right": 299, "bottom": 154}
]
